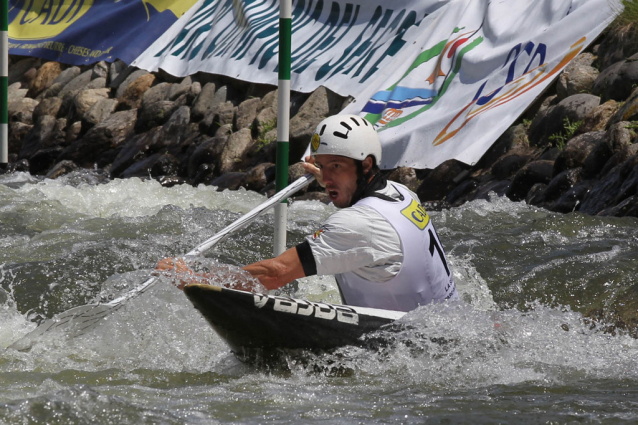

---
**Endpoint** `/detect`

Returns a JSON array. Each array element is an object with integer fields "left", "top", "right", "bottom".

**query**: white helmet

[{"left": 310, "top": 114, "right": 382, "bottom": 165}]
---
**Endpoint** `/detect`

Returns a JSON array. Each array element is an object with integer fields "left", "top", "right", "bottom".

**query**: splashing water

[{"left": 1, "top": 171, "right": 638, "bottom": 424}]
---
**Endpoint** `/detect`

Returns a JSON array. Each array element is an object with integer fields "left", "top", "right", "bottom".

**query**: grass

[
  {"left": 548, "top": 117, "right": 582, "bottom": 150},
  {"left": 255, "top": 118, "right": 277, "bottom": 150},
  {"left": 613, "top": 0, "right": 638, "bottom": 27}
]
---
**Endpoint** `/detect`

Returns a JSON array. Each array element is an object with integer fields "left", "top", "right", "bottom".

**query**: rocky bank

[{"left": 4, "top": 25, "right": 638, "bottom": 219}]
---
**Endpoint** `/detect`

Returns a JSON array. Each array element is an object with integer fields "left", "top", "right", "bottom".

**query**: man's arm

[
  {"left": 156, "top": 246, "right": 306, "bottom": 291},
  {"left": 242, "top": 246, "right": 306, "bottom": 290}
]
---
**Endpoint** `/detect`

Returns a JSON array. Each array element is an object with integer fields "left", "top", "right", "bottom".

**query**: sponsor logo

[
  {"left": 253, "top": 293, "right": 359, "bottom": 325},
  {"left": 9, "top": 0, "right": 94, "bottom": 40},
  {"left": 400, "top": 199, "right": 429, "bottom": 230},
  {"left": 312, "top": 228, "right": 324, "bottom": 239},
  {"left": 311, "top": 133, "right": 321, "bottom": 152}
]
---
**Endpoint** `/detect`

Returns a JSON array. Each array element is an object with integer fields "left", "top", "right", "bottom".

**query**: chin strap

[{"left": 349, "top": 167, "right": 387, "bottom": 207}]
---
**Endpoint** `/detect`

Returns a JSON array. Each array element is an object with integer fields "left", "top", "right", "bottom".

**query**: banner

[
  {"left": 137, "top": 0, "right": 617, "bottom": 169},
  {"left": 8, "top": 0, "right": 199, "bottom": 65}
]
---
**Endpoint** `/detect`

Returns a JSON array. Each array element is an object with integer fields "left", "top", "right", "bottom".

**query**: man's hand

[
  {"left": 155, "top": 258, "right": 195, "bottom": 290},
  {"left": 302, "top": 156, "right": 324, "bottom": 187}
]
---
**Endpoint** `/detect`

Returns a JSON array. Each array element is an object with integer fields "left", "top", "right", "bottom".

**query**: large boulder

[
  {"left": 59, "top": 109, "right": 138, "bottom": 168},
  {"left": 556, "top": 53, "right": 599, "bottom": 100},
  {"left": 416, "top": 159, "right": 468, "bottom": 201},
  {"left": 116, "top": 73, "right": 156, "bottom": 110},
  {"left": 8, "top": 98, "right": 40, "bottom": 125},
  {"left": 506, "top": 160, "right": 554, "bottom": 201},
  {"left": 591, "top": 55, "right": 638, "bottom": 102},
  {"left": 192, "top": 83, "right": 227, "bottom": 121},
  {"left": 552, "top": 131, "right": 605, "bottom": 176},
  {"left": 576, "top": 100, "right": 619, "bottom": 134},
  {"left": 529, "top": 94, "right": 600, "bottom": 147},
  {"left": 28, "top": 61, "right": 62, "bottom": 98},
  {"left": 219, "top": 128, "right": 254, "bottom": 174}
]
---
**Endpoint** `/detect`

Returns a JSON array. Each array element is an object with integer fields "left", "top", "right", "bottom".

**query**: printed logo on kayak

[
  {"left": 253, "top": 294, "right": 359, "bottom": 325},
  {"left": 400, "top": 199, "right": 429, "bottom": 230}
]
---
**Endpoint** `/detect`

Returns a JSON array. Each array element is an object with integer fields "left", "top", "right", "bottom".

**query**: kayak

[{"left": 183, "top": 284, "right": 406, "bottom": 357}]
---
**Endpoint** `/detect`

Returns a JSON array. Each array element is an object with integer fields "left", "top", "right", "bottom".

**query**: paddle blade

[{"left": 8, "top": 303, "right": 123, "bottom": 351}]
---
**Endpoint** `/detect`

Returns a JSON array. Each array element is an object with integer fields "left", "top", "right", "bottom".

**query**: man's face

[{"left": 313, "top": 154, "right": 359, "bottom": 208}]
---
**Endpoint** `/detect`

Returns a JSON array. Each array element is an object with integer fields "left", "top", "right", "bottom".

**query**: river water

[{"left": 0, "top": 170, "right": 637, "bottom": 424}]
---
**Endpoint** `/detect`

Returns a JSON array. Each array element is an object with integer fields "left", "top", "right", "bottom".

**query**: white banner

[{"left": 133, "top": 0, "right": 618, "bottom": 169}]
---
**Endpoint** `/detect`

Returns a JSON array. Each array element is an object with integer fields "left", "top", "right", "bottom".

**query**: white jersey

[{"left": 306, "top": 182, "right": 457, "bottom": 312}]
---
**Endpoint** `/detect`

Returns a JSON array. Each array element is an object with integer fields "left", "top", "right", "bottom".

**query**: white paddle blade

[{"left": 8, "top": 303, "right": 122, "bottom": 351}]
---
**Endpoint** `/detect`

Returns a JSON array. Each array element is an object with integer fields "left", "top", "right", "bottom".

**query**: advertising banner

[
  {"left": 9, "top": 0, "right": 199, "bottom": 65},
  {"left": 136, "top": 0, "right": 619, "bottom": 168}
]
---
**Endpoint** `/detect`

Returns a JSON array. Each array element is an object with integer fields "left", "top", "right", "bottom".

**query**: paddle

[{"left": 9, "top": 173, "right": 316, "bottom": 351}]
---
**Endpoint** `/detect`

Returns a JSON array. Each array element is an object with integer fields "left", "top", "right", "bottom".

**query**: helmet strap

[{"left": 349, "top": 160, "right": 385, "bottom": 207}]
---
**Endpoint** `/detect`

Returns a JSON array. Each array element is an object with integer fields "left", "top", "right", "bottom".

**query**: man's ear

[{"left": 362, "top": 156, "right": 374, "bottom": 174}]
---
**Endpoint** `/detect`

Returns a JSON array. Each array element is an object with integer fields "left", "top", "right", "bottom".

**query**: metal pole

[
  {"left": 0, "top": 0, "right": 8, "bottom": 170},
  {"left": 273, "top": 0, "right": 291, "bottom": 257}
]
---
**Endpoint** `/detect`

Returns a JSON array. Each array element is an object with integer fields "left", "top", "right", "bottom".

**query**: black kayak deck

[{"left": 183, "top": 284, "right": 406, "bottom": 353}]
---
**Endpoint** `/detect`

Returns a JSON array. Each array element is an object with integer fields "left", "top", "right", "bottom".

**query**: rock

[
  {"left": 83, "top": 98, "right": 118, "bottom": 128},
  {"left": 583, "top": 123, "right": 635, "bottom": 178},
  {"left": 8, "top": 122, "right": 32, "bottom": 155},
  {"left": 592, "top": 55, "right": 638, "bottom": 102},
  {"left": 416, "top": 159, "right": 467, "bottom": 201},
  {"left": 22, "top": 67, "right": 37, "bottom": 89},
  {"left": 576, "top": 100, "right": 619, "bottom": 134},
  {"left": 59, "top": 109, "right": 138, "bottom": 168},
  {"left": 475, "top": 124, "right": 529, "bottom": 169},
  {"left": 59, "top": 70, "right": 93, "bottom": 103},
  {"left": 18, "top": 115, "right": 61, "bottom": 160},
  {"left": 595, "top": 25, "right": 638, "bottom": 71},
  {"left": 556, "top": 53, "right": 599, "bottom": 100},
  {"left": 168, "top": 76, "right": 194, "bottom": 101},
  {"left": 51, "top": 66, "right": 81, "bottom": 88},
  {"left": 199, "top": 101, "right": 237, "bottom": 136},
  {"left": 71, "top": 88, "right": 110, "bottom": 122},
  {"left": 490, "top": 147, "right": 534, "bottom": 180},
  {"left": 219, "top": 128, "right": 254, "bottom": 174},
  {"left": 66, "top": 121, "right": 82, "bottom": 144},
  {"left": 45, "top": 160, "right": 78, "bottom": 179},
  {"left": 387, "top": 167, "right": 419, "bottom": 191},
  {"left": 262, "top": 89, "right": 278, "bottom": 110},
  {"left": 235, "top": 97, "right": 262, "bottom": 130},
  {"left": 607, "top": 86, "right": 638, "bottom": 125},
  {"left": 135, "top": 100, "right": 178, "bottom": 133},
  {"left": 29, "top": 147, "right": 64, "bottom": 174},
  {"left": 288, "top": 86, "right": 343, "bottom": 160},
  {"left": 186, "top": 133, "right": 227, "bottom": 178},
  {"left": 549, "top": 180, "right": 595, "bottom": 213},
  {"left": 506, "top": 160, "right": 554, "bottom": 202},
  {"left": 253, "top": 107, "right": 278, "bottom": 138},
  {"left": 473, "top": 179, "right": 511, "bottom": 200},
  {"left": 114, "top": 69, "right": 149, "bottom": 98},
  {"left": 28, "top": 61, "right": 62, "bottom": 98},
  {"left": 32, "top": 97, "right": 62, "bottom": 122},
  {"left": 161, "top": 106, "right": 192, "bottom": 146},
  {"left": 545, "top": 168, "right": 584, "bottom": 202},
  {"left": 120, "top": 152, "right": 180, "bottom": 179},
  {"left": 446, "top": 179, "right": 479, "bottom": 206},
  {"left": 8, "top": 57, "right": 40, "bottom": 85},
  {"left": 8, "top": 82, "right": 27, "bottom": 103},
  {"left": 116, "top": 73, "right": 156, "bottom": 110},
  {"left": 553, "top": 131, "right": 605, "bottom": 176},
  {"left": 580, "top": 154, "right": 638, "bottom": 215},
  {"left": 9, "top": 98, "right": 40, "bottom": 125},
  {"left": 243, "top": 162, "right": 275, "bottom": 192},
  {"left": 108, "top": 60, "right": 128, "bottom": 86},
  {"left": 192, "top": 163, "right": 216, "bottom": 186},
  {"left": 529, "top": 94, "right": 601, "bottom": 147},
  {"left": 211, "top": 172, "right": 246, "bottom": 191},
  {"left": 192, "top": 83, "right": 228, "bottom": 121},
  {"left": 142, "top": 82, "right": 172, "bottom": 106},
  {"left": 526, "top": 183, "right": 547, "bottom": 206},
  {"left": 91, "top": 61, "right": 109, "bottom": 80},
  {"left": 598, "top": 195, "right": 638, "bottom": 217},
  {"left": 109, "top": 129, "right": 161, "bottom": 178}
]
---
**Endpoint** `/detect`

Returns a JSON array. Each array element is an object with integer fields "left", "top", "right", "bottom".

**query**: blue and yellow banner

[{"left": 8, "top": 0, "right": 199, "bottom": 64}]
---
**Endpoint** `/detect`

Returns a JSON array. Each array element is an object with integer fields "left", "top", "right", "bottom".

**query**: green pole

[
  {"left": 273, "top": 0, "right": 291, "bottom": 257},
  {"left": 0, "top": 0, "right": 7, "bottom": 169}
]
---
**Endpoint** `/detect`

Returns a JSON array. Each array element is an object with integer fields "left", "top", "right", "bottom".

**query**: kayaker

[{"left": 157, "top": 114, "right": 458, "bottom": 312}]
